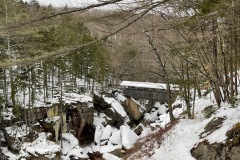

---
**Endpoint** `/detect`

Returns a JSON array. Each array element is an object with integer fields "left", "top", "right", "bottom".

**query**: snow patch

[
  {"left": 62, "top": 133, "right": 86, "bottom": 159},
  {"left": 20, "top": 132, "right": 60, "bottom": 158}
]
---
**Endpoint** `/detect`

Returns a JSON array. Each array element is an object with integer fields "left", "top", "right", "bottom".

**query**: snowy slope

[
  {"left": 129, "top": 92, "right": 240, "bottom": 160},
  {"left": 2, "top": 83, "right": 240, "bottom": 160}
]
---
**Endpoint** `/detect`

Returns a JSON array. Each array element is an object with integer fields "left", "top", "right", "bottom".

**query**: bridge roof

[{"left": 120, "top": 81, "right": 178, "bottom": 90}]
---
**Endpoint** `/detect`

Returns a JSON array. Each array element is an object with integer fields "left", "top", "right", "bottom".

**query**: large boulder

[
  {"left": 200, "top": 117, "right": 225, "bottom": 138},
  {"left": 124, "top": 98, "right": 154, "bottom": 121},
  {"left": 191, "top": 140, "right": 224, "bottom": 160},
  {"left": 105, "top": 108, "right": 125, "bottom": 127},
  {"left": 93, "top": 93, "right": 127, "bottom": 127},
  {"left": 191, "top": 140, "right": 240, "bottom": 160},
  {"left": 100, "top": 125, "right": 112, "bottom": 141},
  {"left": 93, "top": 94, "right": 111, "bottom": 110},
  {"left": 134, "top": 124, "right": 144, "bottom": 136},
  {"left": 109, "top": 130, "right": 121, "bottom": 145},
  {"left": 191, "top": 122, "right": 240, "bottom": 160},
  {"left": 123, "top": 98, "right": 144, "bottom": 121},
  {"left": 113, "top": 91, "right": 127, "bottom": 104},
  {"left": 120, "top": 125, "right": 139, "bottom": 149}
]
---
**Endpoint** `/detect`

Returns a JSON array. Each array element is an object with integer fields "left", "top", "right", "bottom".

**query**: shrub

[
  {"left": 202, "top": 89, "right": 211, "bottom": 97},
  {"left": 226, "top": 122, "right": 240, "bottom": 148},
  {"left": 12, "top": 105, "right": 21, "bottom": 116},
  {"left": 202, "top": 105, "right": 217, "bottom": 118},
  {"left": 228, "top": 96, "right": 238, "bottom": 107},
  {"left": 124, "top": 121, "right": 178, "bottom": 160}
]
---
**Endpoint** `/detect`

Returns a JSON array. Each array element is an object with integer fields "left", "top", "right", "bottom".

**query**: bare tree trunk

[
  {"left": 165, "top": 75, "right": 175, "bottom": 122},
  {"left": 23, "top": 86, "right": 28, "bottom": 134},
  {"left": 229, "top": 26, "right": 234, "bottom": 97},
  {"left": 147, "top": 34, "right": 175, "bottom": 122},
  {"left": 92, "top": 76, "right": 95, "bottom": 95},
  {"left": 28, "top": 67, "right": 32, "bottom": 129},
  {"left": 192, "top": 70, "right": 197, "bottom": 119},
  {"left": 52, "top": 63, "right": 54, "bottom": 98},
  {"left": 212, "top": 17, "right": 223, "bottom": 107},
  {"left": 186, "top": 61, "right": 192, "bottom": 118},
  {"left": 30, "top": 67, "right": 35, "bottom": 126},
  {"left": 234, "top": 56, "right": 238, "bottom": 96},
  {"left": 233, "top": 0, "right": 239, "bottom": 96},
  {"left": 4, "top": 0, "right": 10, "bottom": 109},
  {"left": 0, "top": 107, "right": 1, "bottom": 157},
  {"left": 59, "top": 69, "right": 63, "bottom": 155},
  {"left": 220, "top": 35, "right": 230, "bottom": 100},
  {"left": 4, "top": 69, "right": 8, "bottom": 107},
  {"left": 43, "top": 62, "right": 48, "bottom": 103}
]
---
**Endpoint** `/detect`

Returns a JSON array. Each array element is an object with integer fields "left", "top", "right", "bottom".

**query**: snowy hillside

[
  {"left": 127, "top": 92, "right": 240, "bottom": 160},
  {"left": 1, "top": 84, "right": 240, "bottom": 160}
]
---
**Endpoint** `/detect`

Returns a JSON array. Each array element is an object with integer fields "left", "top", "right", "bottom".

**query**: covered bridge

[{"left": 120, "top": 81, "right": 178, "bottom": 103}]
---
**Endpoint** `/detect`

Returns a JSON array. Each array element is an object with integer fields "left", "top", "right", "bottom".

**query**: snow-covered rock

[
  {"left": 100, "top": 125, "right": 112, "bottom": 141},
  {"left": 120, "top": 125, "right": 139, "bottom": 149},
  {"left": 103, "top": 96, "right": 127, "bottom": 118},
  {"left": 103, "top": 152, "right": 122, "bottom": 160},
  {"left": 94, "top": 113, "right": 108, "bottom": 127},
  {"left": 105, "top": 108, "right": 125, "bottom": 127},
  {"left": 114, "top": 92, "right": 127, "bottom": 104},
  {"left": 109, "top": 130, "right": 121, "bottom": 145},
  {"left": 144, "top": 112, "right": 158, "bottom": 122},
  {"left": 94, "top": 124, "right": 104, "bottom": 144},
  {"left": 154, "top": 102, "right": 167, "bottom": 114},
  {"left": 62, "top": 133, "right": 86, "bottom": 159},
  {"left": 124, "top": 98, "right": 145, "bottom": 121},
  {"left": 20, "top": 132, "right": 60, "bottom": 159},
  {"left": 93, "top": 93, "right": 128, "bottom": 127},
  {"left": 93, "top": 94, "right": 111, "bottom": 109},
  {"left": 134, "top": 124, "right": 144, "bottom": 136}
]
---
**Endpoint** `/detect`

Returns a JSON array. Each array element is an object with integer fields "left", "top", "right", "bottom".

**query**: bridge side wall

[{"left": 123, "top": 88, "right": 168, "bottom": 102}]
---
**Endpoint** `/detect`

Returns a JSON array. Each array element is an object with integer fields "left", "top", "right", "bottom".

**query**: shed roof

[{"left": 120, "top": 81, "right": 178, "bottom": 90}]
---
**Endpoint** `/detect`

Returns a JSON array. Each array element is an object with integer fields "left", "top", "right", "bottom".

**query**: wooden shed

[{"left": 120, "top": 81, "right": 178, "bottom": 103}]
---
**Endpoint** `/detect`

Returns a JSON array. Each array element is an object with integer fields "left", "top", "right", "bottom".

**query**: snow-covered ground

[
  {"left": 129, "top": 92, "right": 240, "bottom": 160},
  {"left": 1, "top": 85, "right": 240, "bottom": 160},
  {"left": 149, "top": 119, "right": 208, "bottom": 160}
]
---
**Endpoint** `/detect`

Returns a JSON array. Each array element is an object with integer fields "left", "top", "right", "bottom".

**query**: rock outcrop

[
  {"left": 191, "top": 122, "right": 240, "bottom": 160},
  {"left": 200, "top": 117, "right": 225, "bottom": 138},
  {"left": 134, "top": 124, "right": 144, "bottom": 136},
  {"left": 191, "top": 140, "right": 240, "bottom": 160},
  {"left": 0, "top": 124, "right": 21, "bottom": 153},
  {"left": 123, "top": 98, "right": 145, "bottom": 121}
]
